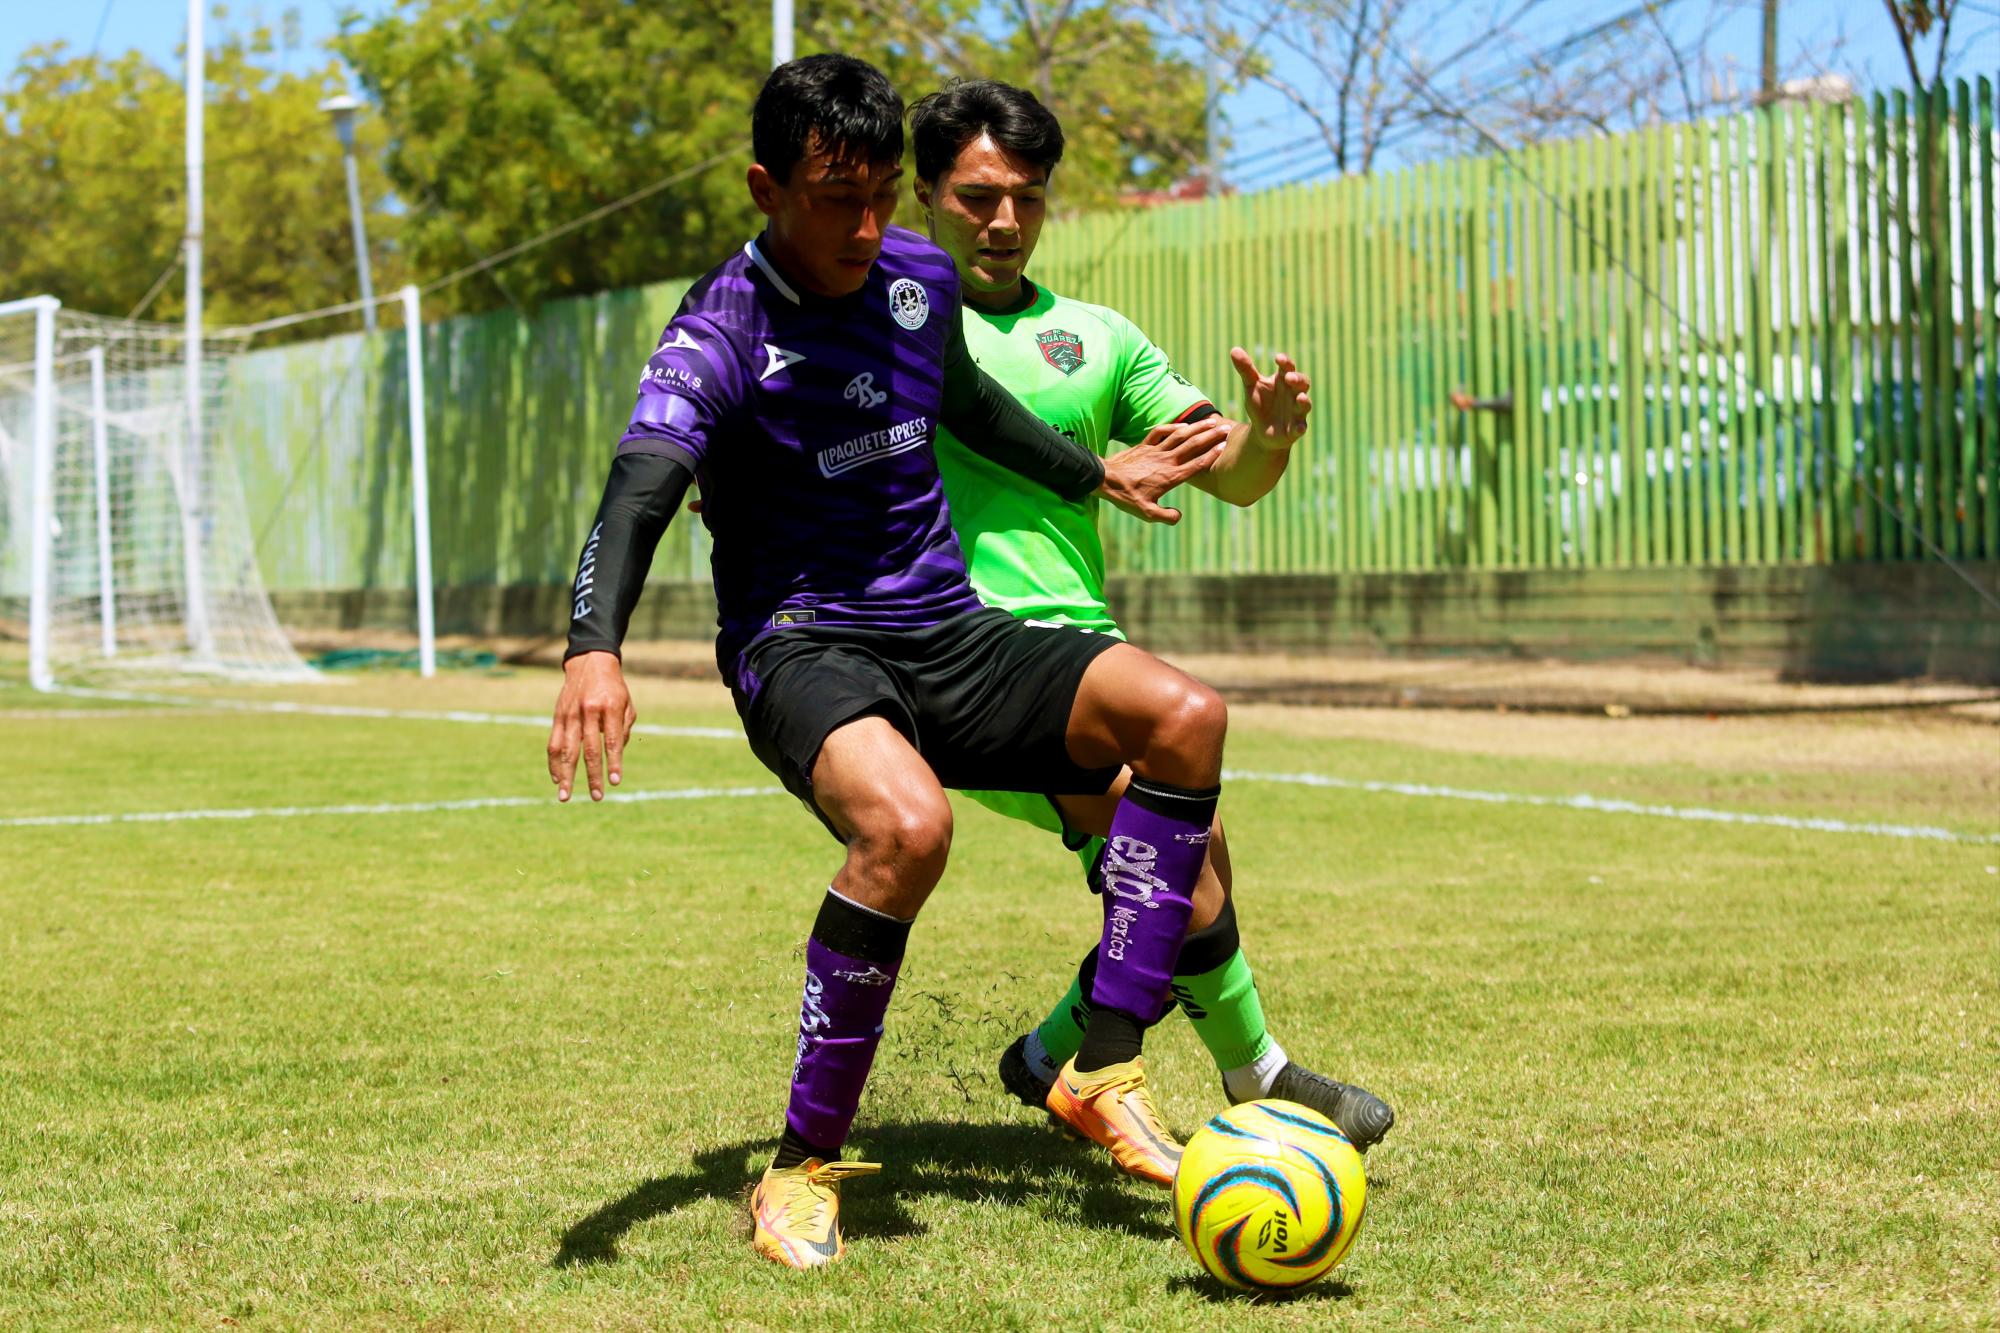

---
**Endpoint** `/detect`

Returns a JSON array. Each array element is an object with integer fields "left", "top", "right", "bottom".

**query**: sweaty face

[
  {"left": 754, "top": 140, "right": 904, "bottom": 299},
  {"left": 918, "top": 133, "right": 1048, "bottom": 302}
]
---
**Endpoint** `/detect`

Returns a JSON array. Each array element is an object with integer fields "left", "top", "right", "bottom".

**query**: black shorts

[{"left": 730, "top": 607, "right": 1123, "bottom": 838}]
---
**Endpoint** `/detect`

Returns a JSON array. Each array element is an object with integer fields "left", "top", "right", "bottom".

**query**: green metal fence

[
  {"left": 1032, "top": 77, "right": 1998, "bottom": 578},
  {"left": 228, "top": 278, "right": 694, "bottom": 592},
  {"left": 230, "top": 80, "right": 1998, "bottom": 593}
]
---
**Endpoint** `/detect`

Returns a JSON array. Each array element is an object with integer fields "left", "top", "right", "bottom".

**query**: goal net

[{"left": 0, "top": 297, "right": 316, "bottom": 689}]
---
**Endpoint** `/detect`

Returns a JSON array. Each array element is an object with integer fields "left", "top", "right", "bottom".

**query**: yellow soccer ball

[{"left": 1172, "top": 1099, "right": 1368, "bottom": 1292}]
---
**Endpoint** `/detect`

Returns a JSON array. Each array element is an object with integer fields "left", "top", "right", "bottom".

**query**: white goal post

[
  {"left": 8, "top": 295, "right": 58, "bottom": 689},
  {"left": 0, "top": 292, "right": 437, "bottom": 690}
]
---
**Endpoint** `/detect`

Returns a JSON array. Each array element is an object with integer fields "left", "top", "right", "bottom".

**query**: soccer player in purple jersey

[{"left": 547, "top": 55, "right": 1238, "bottom": 1269}]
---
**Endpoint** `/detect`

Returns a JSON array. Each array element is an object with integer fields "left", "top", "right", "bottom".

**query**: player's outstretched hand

[
  {"left": 1098, "top": 417, "right": 1230, "bottom": 525},
  {"left": 1231, "top": 347, "right": 1311, "bottom": 443},
  {"left": 548, "top": 650, "right": 637, "bottom": 803}
]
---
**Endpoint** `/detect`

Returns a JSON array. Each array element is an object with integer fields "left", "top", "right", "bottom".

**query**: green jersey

[{"left": 934, "top": 280, "right": 1213, "bottom": 634}]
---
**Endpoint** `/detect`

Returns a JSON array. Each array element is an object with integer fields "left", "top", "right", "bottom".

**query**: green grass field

[{"left": 2, "top": 663, "right": 1996, "bottom": 1330}]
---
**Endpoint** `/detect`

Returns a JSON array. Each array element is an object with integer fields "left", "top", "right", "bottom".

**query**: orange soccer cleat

[
  {"left": 1045, "top": 1056, "right": 1183, "bottom": 1187},
  {"left": 749, "top": 1157, "right": 882, "bottom": 1269}
]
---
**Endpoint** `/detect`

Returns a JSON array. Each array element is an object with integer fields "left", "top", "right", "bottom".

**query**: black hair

[
  {"left": 752, "top": 54, "right": 905, "bottom": 185},
  {"left": 908, "top": 79, "right": 1066, "bottom": 184}
]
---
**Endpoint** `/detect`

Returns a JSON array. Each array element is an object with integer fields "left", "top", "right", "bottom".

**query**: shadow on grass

[
  {"left": 554, "top": 1118, "right": 1167, "bottom": 1267},
  {"left": 1165, "top": 1273, "right": 1355, "bottom": 1305}
]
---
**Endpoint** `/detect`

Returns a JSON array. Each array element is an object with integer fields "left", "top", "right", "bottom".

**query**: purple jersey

[{"left": 616, "top": 226, "right": 983, "bottom": 677}]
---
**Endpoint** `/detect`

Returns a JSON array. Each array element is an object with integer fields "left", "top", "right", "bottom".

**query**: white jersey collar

[{"left": 744, "top": 237, "right": 802, "bottom": 306}]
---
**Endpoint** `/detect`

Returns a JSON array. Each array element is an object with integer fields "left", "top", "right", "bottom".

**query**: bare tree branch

[
  {"left": 1645, "top": 0, "right": 1699, "bottom": 122},
  {"left": 806, "top": 0, "right": 978, "bottom": 78},
  {"left": 1882, "top": 0, "right": 1930, "bottom": 90},
  {"left": 1932, "top": 0, "right": 1955, "bottom": 87},
  {"left": 1334, "top": 0, "right": 1376, "bottom": 172},
  {"left": 1008, "top": 0, "right": 1089, "bottom": 105}
]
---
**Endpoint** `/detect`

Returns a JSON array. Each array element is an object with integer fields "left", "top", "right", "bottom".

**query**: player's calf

[
  {"left": 755, "top": 727, "right": 952, "bottom": 1267},
  {"left": 1037, "top": 650, "right": 1227, "bottom": 1188},
  {"left": 1072, "top": 776, "right": 1218, "bottom": 1072},
  {"left": 756, "top": 887, "right": 913, "bottom": 1268}
]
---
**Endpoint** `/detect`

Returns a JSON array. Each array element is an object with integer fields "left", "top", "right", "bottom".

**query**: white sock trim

[
  {"left": 826, "top": 885, "right": 915, "bottom": 924},
  {"left": 1223, "top": 1039, "right": 1289, "bottom": 1103},
  {"left": 1022, "top": 1029, "right": 1060, "bottom": 1080}
]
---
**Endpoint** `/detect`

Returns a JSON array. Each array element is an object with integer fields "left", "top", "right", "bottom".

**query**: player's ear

[
  {"left": 747, "top": 163, "right": 783, "bottom": 218},
  {"left": 912, "top": 175, "right": 933, "bottom": 213}
]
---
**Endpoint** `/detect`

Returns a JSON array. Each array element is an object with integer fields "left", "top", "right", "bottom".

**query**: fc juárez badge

[{"left": 1036, "top": 328, "right": 1085, "bottom": 376}]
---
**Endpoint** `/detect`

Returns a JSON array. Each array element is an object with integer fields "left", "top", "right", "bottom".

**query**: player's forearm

[
  {"left": 940, "top": 323, "right": 1104, "bottom": 501},
  {"left": 1192, "top": 418, "right": 1293, "bottom": 507},
  {"left": 564, "top": 452, "right": 694, "bottom": 660}
]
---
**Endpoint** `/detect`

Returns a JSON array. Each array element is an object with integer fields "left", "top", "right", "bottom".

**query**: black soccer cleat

[
  {"left": 998, "top": 1033, "right": 1057, "bottom": 1110},
  {"left": 1233, "top": 1062, "right": 1396, "bottom": 1152}
]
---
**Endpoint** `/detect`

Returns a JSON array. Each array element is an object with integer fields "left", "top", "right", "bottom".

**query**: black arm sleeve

[
  {"left": 563, "top": 451, "right": 695, "bottom": 661},
  {"left": 938, "top": 311, "right": 1105, "bottom": 502}
]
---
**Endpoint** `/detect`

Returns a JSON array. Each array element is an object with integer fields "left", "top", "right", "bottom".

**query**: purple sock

[
  {"left": 1086, "top": 778, "right": 1221, "bottom": 1045},
  {"left": 779, "top": 890, "right": 910, "bottom": 1164}
]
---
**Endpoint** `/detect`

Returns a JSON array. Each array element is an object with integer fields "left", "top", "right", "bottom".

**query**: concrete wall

[
  {"left": 1101, "top": 563, "right": 2000, "bottom": 682},
  {"left": 271, "top": 561, "right": 2000, "bottom": 683}
]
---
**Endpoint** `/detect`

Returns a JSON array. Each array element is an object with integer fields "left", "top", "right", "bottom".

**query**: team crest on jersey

[
  {"left": 888, "top": 278, "right": 929, "bottom": 330},
  {"left": 1036, "top": 328, "right": 1086, "bottom": 376}
]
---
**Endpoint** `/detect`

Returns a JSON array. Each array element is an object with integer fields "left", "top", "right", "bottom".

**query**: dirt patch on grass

[
  {"left": 1161, "top": 650, "right": 2000, "bottom": 717},
  {"left": 1230, "top": 700, "right": 1999, "bottom": 783},
  {"left": 269, "top": 633, "right": 2000, "bottom": 788}
]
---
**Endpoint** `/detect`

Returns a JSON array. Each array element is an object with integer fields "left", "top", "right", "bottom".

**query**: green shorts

[{"left": 957, "top": 787, "right": 1107, "bottom": 880}]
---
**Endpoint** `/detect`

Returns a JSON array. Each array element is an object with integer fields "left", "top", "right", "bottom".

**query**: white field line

[
  {"left": 0, "top": 785, "right": 785, "bottom": 830},
  {"left": 0, "top": 707, "right": 244, "bottom": 721},
  {"left": 1223, "top": 768, "right": 2000, "bottom": 846},
  {"left": 41, "top": 685, "right": 741, "bottom": 740},
  {"left": 11, "top": 689, "right": 1989, "bottom": 845},
  {"left": 13, "top": 769, "right": 1993, "bottom": 846}
]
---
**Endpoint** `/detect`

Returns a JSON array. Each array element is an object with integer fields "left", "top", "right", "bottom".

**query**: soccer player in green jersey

[{"left": 908, "top": 80, "right": 1394, "bottom": 1149}]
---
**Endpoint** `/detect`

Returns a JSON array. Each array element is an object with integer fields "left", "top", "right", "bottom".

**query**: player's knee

[
  {"left": 1155, "top": 680, "right": 1228, "bottom": 765},
  {"left": 894, "top": 802, "right": 954, "bottom": 876},
  {"left": 853, "top": 797, "right": 953, "bottom": 883}
]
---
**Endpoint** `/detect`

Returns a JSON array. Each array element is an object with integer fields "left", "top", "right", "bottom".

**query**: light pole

[
  {"left": 318, "top": 93, "right": 377, "bottom": 333},
  {"left": 184, "top": 0, "right": 212, "bottom": 657},
  {"left": 1203, "top": 0, "right": 1221, "bottom": 196},
  {"left": 772, "top": 0, "right": 793, "bottom": 67}
]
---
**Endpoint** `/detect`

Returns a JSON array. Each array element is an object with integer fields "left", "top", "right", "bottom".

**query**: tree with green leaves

[
  {"left": 801, "top": 0, "right": 1211, "bottom": 210},
  {"left": 7, "top": 3, "right": 1210, "bottom": 327},
  {"left": 0, "top": 27, "right": 399, "bottom": 331},
  {"left": 332, "top": 0, "right": 767, "bottom": 321},
  {"left": 335, "top": 0, "right": 1212, "bottom": 318}
]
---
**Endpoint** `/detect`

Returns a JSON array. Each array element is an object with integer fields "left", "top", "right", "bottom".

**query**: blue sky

[
  {"left": 6, "top": 1, "right": 373, "bottom": 76},
  {"left": 5, "top": 0, "right": 1987, "bottom": 190},
  {"left": 1211, "top": 0, "right": 1989, "bottom": 186}
]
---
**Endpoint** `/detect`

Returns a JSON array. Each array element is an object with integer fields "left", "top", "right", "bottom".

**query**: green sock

[
  {"left": 1034, "top": 946, "right": 1274, "bottom": 1073},
  {"left": 1028, "top": 831, "right": 1109, "bottom": 1072},
  {"left": 1033, "top": 928, "right": 1275, "bottom": 1076},
  {"left": 1036, "top": 847, "right": 1273, "bottom": 1076},
  {"left": 1171, "top": 947, "right": 1273, "bottom": 1072},
  {"left": 1030, "top": 968, "right": 1091, "bottom": 1069}
]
